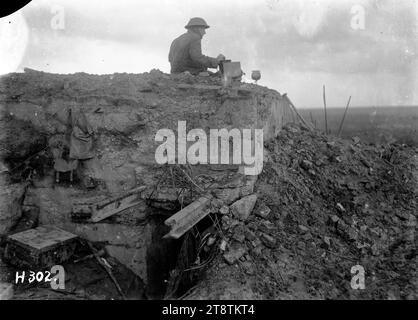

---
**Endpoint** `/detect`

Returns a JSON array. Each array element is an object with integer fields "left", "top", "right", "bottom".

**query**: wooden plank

[
  {"left": 177, "top": 83, "right": 221, "bottom": 90},
  {"left": 95, "top": 186, "right": 146, "bottom": 209},
  {"left": 8, "top": 226, "right": 78, "bottom": 251},
  {"left": 91, "top": 194, "right": 143, "bottom": 222},
  {"left": 163, "top": 195, "right": 212, "bottom": 239},
  {"left": 72, "top": 186, "right": 147, "bottom": 223}
]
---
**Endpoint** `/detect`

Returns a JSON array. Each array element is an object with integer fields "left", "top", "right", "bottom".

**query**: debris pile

[{"left": 186, "top": 123, "right": 418, "bottom": 300}]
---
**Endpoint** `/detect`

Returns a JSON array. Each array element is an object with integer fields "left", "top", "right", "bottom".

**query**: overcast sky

[{"left": 0, "top": 0, "right": 417, "bottom": 108}]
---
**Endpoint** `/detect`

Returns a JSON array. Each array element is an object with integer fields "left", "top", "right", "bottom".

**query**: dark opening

[{"left": 145, "top": 212, "right": 222, "bottom": 300}]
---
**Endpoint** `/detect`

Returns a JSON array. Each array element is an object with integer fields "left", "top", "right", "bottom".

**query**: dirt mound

[
  {"left": 187, "top": 124, "right": 418, "bottom": 300},
  {"left": 1, "top": 69, "right": 417, "bottom": 300}
]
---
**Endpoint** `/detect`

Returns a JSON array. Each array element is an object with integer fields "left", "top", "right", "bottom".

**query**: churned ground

[{"left": 187, "top": 123, "right": 418, "bottom": 300}]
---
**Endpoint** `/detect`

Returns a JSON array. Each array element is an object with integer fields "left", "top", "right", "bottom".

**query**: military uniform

[{"left": 169, "top": 30, "right": 219, "bottom": 74}]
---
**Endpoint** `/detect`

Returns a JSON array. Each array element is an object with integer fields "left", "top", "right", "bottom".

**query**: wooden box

[{"left": 4, "top": 226, "right": 78, "bottom": 268}]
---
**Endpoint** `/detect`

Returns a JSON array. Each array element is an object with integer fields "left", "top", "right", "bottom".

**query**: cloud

[{"left": 0, "top": 11, "right": 29, "bottom": 74}]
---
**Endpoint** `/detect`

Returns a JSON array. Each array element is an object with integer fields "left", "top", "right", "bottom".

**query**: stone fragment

[
  {"left": 302, "top": 233, "right": 312, "bottom": 241},
  {"left": 347, "top": 227, "right": 358, "bottom": 241},
  {"left": 0, "top": 283, "right": 13, "bottom": 300},
  {"left": 231, "top": 227, "right": 245, "bottom": 243},
  {"left": 252, "top": 246, "right": 263, "bottom": 256},
  {"left": 256, "top": 203, "right": 271, "bottom": 218},
  {"left": 244, "top": 229, "right": 257, "bottom": 241},
  {"left": 297, "top": 241, "right": 306, "bottom": 250},
  {"left": 260, "top": 233, "right": 276, "bottom": 248},
  {"left": 298, "top": 225, "right": 309, "bottom": 233},
  {"left": 206, "top": 237, "right": 216, "bottom": 246},
  {"left": 241, "top": 261, "right": 255, "bottom": 275},
  {"left": 251, "top": 239, "right": 262, "bottom": 248},
  {"left": 219, "top": 205, "right": 229, "bottom": 215},
  {"left": 260, "top": 220, "right": 275, "bottom": 229},
  {"left": 209, "top": 198, "right": 224, "bottom": 213},
  {"left": 0, "top": 162, "right": 8, "bottom": 173},
  {"left": 219, "top": 239, "right": 227, "bottom": 251},
  {"left": 212, "top": 188, "right": 240, "bottom": 205},
  {"left": 0, "top": 182, "right": 27, "bottom": 236},
  {"left": 223, "top": 245, "right": 246, "bottom": 265},
  {"left": 229, "top": 219, "right": 241, "bottom": 229},
  {"left": 336, "top": 203, "right": 345, "bottom": 213},
  {"left": 231, "top": 194, "right": 257, "bottom": 221},
  {"left": 300, "top": 160, "right": 313, "bottom": 170},
  {"left": 329, "top": 215, "right": 340, "bottom": 226}
]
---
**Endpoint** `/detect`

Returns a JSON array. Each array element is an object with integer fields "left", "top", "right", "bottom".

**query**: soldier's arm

[{"left": 189, "top": 39, "right": 219, "bottom": 68}]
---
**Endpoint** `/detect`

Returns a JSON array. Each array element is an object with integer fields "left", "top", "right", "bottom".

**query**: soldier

[{"left": 169, "top": 17, "right": 225, "bottom": 75}]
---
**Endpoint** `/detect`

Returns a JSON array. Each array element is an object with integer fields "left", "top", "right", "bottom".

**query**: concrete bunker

[{"left": 0, "top": 68, "right": 295, "bottom": 299}]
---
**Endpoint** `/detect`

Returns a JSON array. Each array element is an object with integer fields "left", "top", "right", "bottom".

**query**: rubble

[
  {"left": 219, "top": 205, "right": 229, "bottom": 215},
  {"left": 187, "top": 123, "right": 418, "bottom": 300},
  {"left": 298, "top": 225, "right": 309, "bottom": 233},
  {"left": 223, "top": 244, "right": 247, "bottom": 265},
  {"left": 230, "top": 194, "right": 257, "bottom": 221},
  {"left": 255, "top": 203, "right": 271, "bottom": 218},
  {"left": 260, "top": 233, "right": 276, "bottom": 248}
]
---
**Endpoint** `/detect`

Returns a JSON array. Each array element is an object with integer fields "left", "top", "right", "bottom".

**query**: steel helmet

[{"left": 185, "top": 17, "right": 210, "bottom": 29}]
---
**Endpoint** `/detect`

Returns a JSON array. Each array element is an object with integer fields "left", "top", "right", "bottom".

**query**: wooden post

[
  {"left": 282, "top": 93, "right": 313, "bottom": 131},
  {"left": 323, "top": 85, "right": 328, "bottom": 134},
  {"left": 309, "top": 111, "right": 316, "bottom": 129},
  {"left": 337, "top": 96, "right": 352, "bottom": 137}
]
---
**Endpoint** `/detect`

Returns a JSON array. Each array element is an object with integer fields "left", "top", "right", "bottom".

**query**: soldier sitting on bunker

[{"left": 169, "top": 17, "right": 225, "bottom": 75}]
